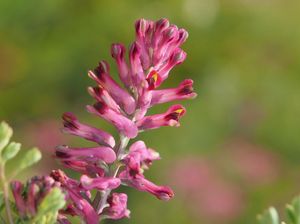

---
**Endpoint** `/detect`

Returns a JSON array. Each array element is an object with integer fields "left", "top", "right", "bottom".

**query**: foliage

[
  {"left": 0, "top": 121, "right": 65, "bottom": 224},
  {"left": 258, "top": 196, "right": 300, "bottom": 224}
]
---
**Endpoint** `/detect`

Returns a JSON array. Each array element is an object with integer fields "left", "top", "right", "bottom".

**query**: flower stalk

[{"left": 54, "top": 18, "right": 196, "bottom": 223}]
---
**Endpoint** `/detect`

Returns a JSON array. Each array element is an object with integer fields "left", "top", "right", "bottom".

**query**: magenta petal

[
  {"left": 136, "top": 104, "right": 186, "bottom": 130},
  {"left": 150, "top": 79, "right": 197, "bottom": 106},
  {"left": 80, "top": 175, "right": 121, "bottom": 191},
  {"left": 86, "top": 103, "right": 138, "bottom": 138},
  {"left": 56, "top": 145, "right": 116, "bottom": 164},
  {"left": 62, "top": 112, "right": 115, "bottom": 147}
]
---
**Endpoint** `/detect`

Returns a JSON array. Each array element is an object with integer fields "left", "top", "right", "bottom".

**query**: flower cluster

[
  {"left": 54, "top": 18, "right": 196, "bottom": 223},
  {"left": 11, "top": 176, "right": 60, "bottom": 218}
]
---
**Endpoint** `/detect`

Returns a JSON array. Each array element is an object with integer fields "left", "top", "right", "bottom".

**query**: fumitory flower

[
  {"left": 11, "top": 175, "right": 60, "bottom": 218},
  {"left": 54, "top": 17, "right": 196, "bottom": 223}
]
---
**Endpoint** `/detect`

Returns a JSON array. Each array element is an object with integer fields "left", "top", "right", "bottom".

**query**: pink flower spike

[
  {"left": 55, "top": 145, "right": 116, "bottom": 164},
  {"left": 129, "top": 42, "right": 146, "bottom": 88},
  {"left": 136, "top": 104, "right": 186, "bottom": 130},
  {"left": 151, "top": 79, "right": 197, "bottom": 106},
  {"left": 86, "top": 102, "right": 138, "bottom": 138},
  {"left": 11, "top": 181, "right": 26, "bottom": 217},
  {"left": 80, "top": 175, "right": 121, "bottom": 191},
  {"left": 111, "top": 43, "right": 132, "bottom": 87},
  {"left": 88, "top": 61, "right": 136, "bottom": 114},
  {"left": 62, "top": 112, "right": 115, "bottom": 147},
  {"left": 102, "top": 193, "right": 130, "bottom": 220}
]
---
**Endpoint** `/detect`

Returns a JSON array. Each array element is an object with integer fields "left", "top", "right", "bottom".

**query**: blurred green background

[{"left": 1, "top": 0, "right": 300, "bottom": 223}]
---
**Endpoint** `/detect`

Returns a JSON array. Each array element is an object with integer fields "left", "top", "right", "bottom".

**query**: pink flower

[
  {"left": 11, "top": 176, "right": 60, "bottom": 218},
  {"left": 102, "top": 193, "right": 130, "bottom": 220},
  {"left": 55, "top": 145, "right": 116, "bottom": 164},
  {"left": 124, "top": 141, "right": 160, "bottom": 172},
  {"left": 86, "top": 102, "right": 138, "bottom": 138},
  {"left": 87, "top": 86, "right": 121, "bottom": 114},
  {"left": 129, "top": 42, "right": 146, "bottom": 88},
  {"left": 62, "top": 112, "right": 115, "bottom": 147},
  {"left": 51, "top": 170, "right": 99, "bottom": 224},
  {"left": 136, "top": 104, "right": 186, "bottom": 130},
  {"left": 111, "top": 43, "right": 132, "bottom": 87},
  {"left": 67, "top": 190, "right": 99, "bottom": 224},
  {"left": 151, "top": 79, "right": 197, "bottom": 106},
  {"left": 119, "top": 141, "right": 173, "bottom": 201},
  {"left": 120, "top": 171, "right": 174, "bottom": 201},
  {"left": 11, "top": 181, "right": 26, "bottom": 217},
  {"left": 88, "top": 61, "right": 136, "bottom": 115}
]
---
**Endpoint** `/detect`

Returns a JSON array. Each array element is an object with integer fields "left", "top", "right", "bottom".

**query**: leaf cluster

[{"left": 258, "top": 196, "right": 300, "bottom": 224}]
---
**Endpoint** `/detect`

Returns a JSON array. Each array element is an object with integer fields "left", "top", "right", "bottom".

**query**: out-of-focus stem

[{"left": 0, "top": 162, "right": 14, "bottom": 224}]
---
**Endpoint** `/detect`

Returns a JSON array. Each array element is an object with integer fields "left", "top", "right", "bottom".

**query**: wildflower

[
  {"left": 102, "top": 193, "right": 130, "bottom": 220},
  {"left": 11, "top": 176, "right": 59, "bottom": 218},
  {"left": 55, "top": 18, "right": 195, "bottom": 222}
]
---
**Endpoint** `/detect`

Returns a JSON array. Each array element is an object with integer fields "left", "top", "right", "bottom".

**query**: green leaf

[
  {"left": 258, "top": 207, "right": 280, "bottom": 224},
  {"left": 1, "top": 142, "right": 21, "bottom": 162},
  {"left": 286, "top": 196, "right": 300, "bottom": 224},
  {"left": 15, "top": 148, "right": 41, "bottom": 174},
  {"left": 0, "top": 121, "right": 13, "bottom": 153},
  {"left": 33, "top": 187, "right": 66, "bottom": 224}
]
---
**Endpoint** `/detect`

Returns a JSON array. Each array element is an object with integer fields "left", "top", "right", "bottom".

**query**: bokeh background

[{"left": 1, "top": 0, "right": 300, "bottom": 223}]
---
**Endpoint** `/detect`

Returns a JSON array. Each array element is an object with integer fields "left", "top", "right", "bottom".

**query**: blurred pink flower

[
  {"left": 226, "top": 138, "right": 280, "bottom": 185},
  {"left": 170, "top": 156, "right": 244, "bottom": 223}
]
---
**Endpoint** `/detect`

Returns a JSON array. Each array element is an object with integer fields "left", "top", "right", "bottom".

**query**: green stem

[
  {"left": 95, "top": 134, "right": 130, "bottom": 215},
  {"left": 0, "top": 162, "right": 14, "bottom": 224}
]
